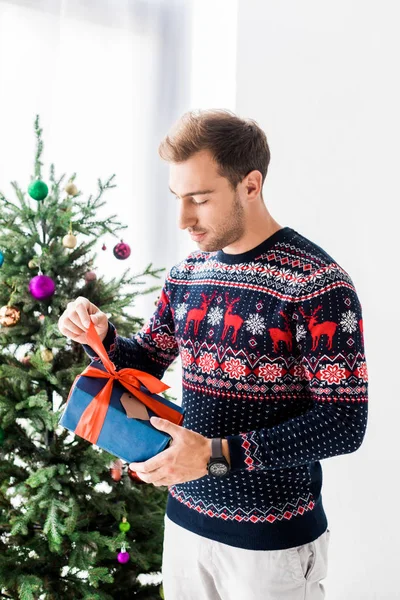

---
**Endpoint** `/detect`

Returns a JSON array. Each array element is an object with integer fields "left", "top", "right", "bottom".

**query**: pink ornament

[
  {"left": 29, "top": 275, "right": 56, "bottom": 300},
  {"left": 85, "top": 271, "right": 97, "bottom": 282},
  {"left": 117, "top": 551, "right": 130, "bottom": 564},
  {"left": 113, "top": 240, "right": 131, "bottom": 260}
]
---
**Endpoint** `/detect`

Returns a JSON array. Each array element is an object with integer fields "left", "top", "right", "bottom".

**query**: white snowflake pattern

[
  {"left": 175, "top": 303, "right": 188, "bottom": 321},
  {"left": 180, "top": 348, "right": 193, "bottom": 368},
  {"left": 223, "top": 357, "right": 246, "bottom": 379},
  {"left": 293, "top": 364, "right": 312, "bottom": 381},
  {"left": 207, "top": 306, "right": 224, "bottom": 326},
  {"left": 296, "top": 324, "right": 307, "bottom": 342},
  {"left": 340, "top": 310, "right": 358, "bottom": 333},
  {"left": 357, "top": 362, "right": 368, "bottom": 382},
  {"left": 198, "top": 352, "right": 218, "bottom": 374},
  {"left": 245, "top": 313, "right": 266, "bottom": 335},
  {"left": 258, "top": 363, "right": 283, "bottom": 382},
  {"left": 153, "top": 333, "right": 177, "bottom": 351},
  {"left": 320, "top": 364, "right": 346, "bottom": 384}
]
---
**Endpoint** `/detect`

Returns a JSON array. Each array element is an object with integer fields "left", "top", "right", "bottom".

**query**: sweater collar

[{"left": 215, "top": 226, "right": 292, "bottom": 265}]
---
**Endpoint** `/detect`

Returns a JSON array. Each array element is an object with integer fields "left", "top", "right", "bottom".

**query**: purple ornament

[
  {"left": 29, "top": 275, "right": 56, "bottom": 300},
  {"left": 117, "top": 551, "right": 130, "bottom": 564},
  {"left": 113, "top": 241, "right": 131, "bottom": 260}
]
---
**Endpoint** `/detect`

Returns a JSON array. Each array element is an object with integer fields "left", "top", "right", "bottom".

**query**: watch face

[{"left": 209, "top": 462, "right": 228, "bottom": 476}]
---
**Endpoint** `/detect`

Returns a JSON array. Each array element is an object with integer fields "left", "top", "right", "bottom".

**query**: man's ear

[{"left": 243, "top": 169, "right": 263, "bottom": 201}]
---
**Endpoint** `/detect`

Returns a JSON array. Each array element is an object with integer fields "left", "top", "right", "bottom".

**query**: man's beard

[{"left": 198, "top": 192, "right": 245, "bottom": 252}]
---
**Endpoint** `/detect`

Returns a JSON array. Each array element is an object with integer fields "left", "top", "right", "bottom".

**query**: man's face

[{"left": 169, "top": 150, "right": 246, "bottom": 252}]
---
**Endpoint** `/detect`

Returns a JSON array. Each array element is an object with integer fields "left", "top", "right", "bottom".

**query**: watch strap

[{"left": 211, "top": 437, "right": 223, "bottom": 458}]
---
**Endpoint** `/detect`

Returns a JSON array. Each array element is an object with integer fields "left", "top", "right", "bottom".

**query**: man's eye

[{"left": 193, "top": 199, "right": 208, "bottom": 205}]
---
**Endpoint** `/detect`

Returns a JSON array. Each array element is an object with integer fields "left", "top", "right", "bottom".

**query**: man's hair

[{"left": 158, "top": 109, "right": 271, "bottom": 197}]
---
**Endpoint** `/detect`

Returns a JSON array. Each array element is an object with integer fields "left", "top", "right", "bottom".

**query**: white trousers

[{"left": 162, "top": 515, "right": 330, "bottom": 600}]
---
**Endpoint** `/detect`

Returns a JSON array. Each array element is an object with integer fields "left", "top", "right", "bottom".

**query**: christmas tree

[{"left": 0, "top": 117, "right": 168, "bottom": 599}]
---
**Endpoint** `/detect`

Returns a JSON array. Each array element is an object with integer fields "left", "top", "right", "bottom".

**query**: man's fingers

[
  {"left": 67, "top": 311, "right": 87, "bottom": 332},
  {"left": 61, "top": 325, "right": 84, "bottom": 340},
  {"left": 61, "top": 318, "right": 84, "bottom": 336},
  {"left": 75, "top": 305, "right": 91, "bottom": 329}
]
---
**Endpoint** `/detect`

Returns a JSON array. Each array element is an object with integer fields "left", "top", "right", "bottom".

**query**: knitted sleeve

[
  {"left": 82, "top": 279, "right": 179, "bottom": 379},
  {"left": 226, "top": 276, "right": 368, "bottom": 471}
]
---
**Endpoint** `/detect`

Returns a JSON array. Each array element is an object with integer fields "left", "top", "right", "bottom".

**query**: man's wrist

[
  {"left": 221, "top": 439, "right": 231, "bottom": 467},
  {"left": 204, "top": 438, "right": 231, "bottom": 469}
]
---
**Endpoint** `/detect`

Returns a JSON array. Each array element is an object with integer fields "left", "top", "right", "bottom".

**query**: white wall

[
  {"left": 159, "top": 0, "right": 238, "bottom": 394},
  {"left": 236, "top": 1, "right": 398, "bottom": 598}
]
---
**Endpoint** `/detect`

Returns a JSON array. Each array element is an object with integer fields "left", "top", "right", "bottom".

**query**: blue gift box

[{"left": 59, "top": 361, "right": 184, "bottom": 463}]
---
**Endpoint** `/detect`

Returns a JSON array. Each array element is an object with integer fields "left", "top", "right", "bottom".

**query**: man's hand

[
  {"left": 58, "top": 296, "right": 109, "bottom": 345},
  {"left": 129, "top": 417, "right": 212, "bottom": 487}
]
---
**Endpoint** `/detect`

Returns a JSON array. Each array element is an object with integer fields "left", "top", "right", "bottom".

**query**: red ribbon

[{"left": 67, "top": 321, "right": 183, "bottom": 444}]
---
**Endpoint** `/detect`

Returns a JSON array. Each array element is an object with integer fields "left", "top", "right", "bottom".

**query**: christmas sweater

[{"left": 83, "top": 226, "right": 368, "bottom": 551}]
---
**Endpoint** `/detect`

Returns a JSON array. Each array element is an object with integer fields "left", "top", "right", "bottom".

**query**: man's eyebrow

[{"left": 169, "top": 186, "right": 215, "bottom": 198}]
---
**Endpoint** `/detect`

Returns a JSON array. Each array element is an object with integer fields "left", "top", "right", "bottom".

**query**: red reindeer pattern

[
  {"left": 221, "top": 292, "right": 244, "bottom": 344},
  {"left": 184, "top": 291, "right": 217, "bottom": 335},
  {"left": 157, "top": 288, "right": 169, "bottom": 317},
  {"left": 157, "top": 288, "right": 174, "bottom": 320},
  {"left": 299, "top": 305, "right": 338, "bottom": 351},
  {"left": 268, "top": 311, "right": 293, "bottom": 353},
  {"left": 359, "top": 318, "right": 364, "bottom": 344}
]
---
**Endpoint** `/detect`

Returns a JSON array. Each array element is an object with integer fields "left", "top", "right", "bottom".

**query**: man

[{"left": 58, "top": 110, "right": 368, "bottom": 599}]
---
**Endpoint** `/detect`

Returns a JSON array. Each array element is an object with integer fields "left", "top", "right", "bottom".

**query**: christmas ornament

[
  {"left": 113, "top": 240, "right": 131, "bottom": 260},
  {"left": 38, "top": 314, "right": 45, "bottom": 322},
  {"left": 63, "top": 221, "right": 77, "bottom": 249},
  {"left": 0, "top": 251, "right": 4, "bottom": 268},
  {"left": 65, "top": 182, "right": 78, "bottom": 196},
  {"left": 119, "top": 517, "right": 131, "bottom": 533},
  {"left": 28, "top": 179, "right": 48, "bottom": 201},
  {"left": 0, "top": 305, "right": 21, "bottom": 327},
  {"left": 62, "top": 233, "right": 77, "bottom": 249},
  {"left": 28, "top": 258, "right": 38, "bottom": 269},
  {"left": 85, "top": 271, "right": 97, "bottom": 283},
  {"left": 102, "top": 243, "right": 107, "bottom": 251},
  {"left": 159, "top": 584, "right": 165, "bottom": 599},
  {"left": 127, "top": 466, "right": 145, "bottom": 484},
  {"left": 117, "top": 543, "right": 130, "bottom": 564},
  {"left": 29, "top": 275, "right": 55, "bottom": 300},
  {"left": 21, "top": 355, "right": 32, "bottom": 366},
  {"left": 0, "top": 427, "right": 5, "bottom": 446},
  {"left": 110, "top": 459, "right": 123, "bottom": 482},
  {"left": 41, "top": 348, "right": 53, "bottom": 363}
]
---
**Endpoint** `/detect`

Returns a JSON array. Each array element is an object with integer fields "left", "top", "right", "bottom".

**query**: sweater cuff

[
  {"left": 226, "top": 433, "right": 250, "bottom": 472},
  {"left": 82, "top": 321, "right": 117, "bottom": 360}
]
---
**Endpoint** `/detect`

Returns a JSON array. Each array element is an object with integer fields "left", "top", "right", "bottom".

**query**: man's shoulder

[
  {"left": 168, "top": 249, "right": 218, "bottom": 280},
  {"left": 285, "top": 228, "right": 355, "bottom": 292}
]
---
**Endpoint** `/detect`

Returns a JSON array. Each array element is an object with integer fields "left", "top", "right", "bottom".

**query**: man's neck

[{"left": 222, "top": 215, "right": 283, "bottom": 256}]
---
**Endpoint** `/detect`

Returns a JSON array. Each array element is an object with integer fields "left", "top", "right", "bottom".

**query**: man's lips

[{"left": 190, "top": 232, "right": 206, "bottom": 241}]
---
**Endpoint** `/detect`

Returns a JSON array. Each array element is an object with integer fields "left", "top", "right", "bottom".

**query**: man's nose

[{"left": 178, "top": 202, "right": 196, "bottom": 230}]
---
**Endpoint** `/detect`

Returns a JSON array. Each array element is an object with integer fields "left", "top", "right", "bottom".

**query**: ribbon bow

[{"left": 68, "top": 321, "right": 182, "bottom": 444}]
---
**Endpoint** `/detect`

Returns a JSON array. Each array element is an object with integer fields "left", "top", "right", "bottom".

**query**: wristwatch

[{"left": 207, "top": 438, "right": 230, "bottom": 477}]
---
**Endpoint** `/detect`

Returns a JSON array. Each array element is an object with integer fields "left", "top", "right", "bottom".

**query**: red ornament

[
  {"left": 127, "top": 466, "right": 145, "bottom": 484},
  {"left": 102, "top": 243, "right": 107, "bottom": 251},
  {"left": 113, "top": 240, "right": 131, "bottom": 260},
  {"left": 21, "top": 355, "right": 32, "bottom": 366},
  {"left": 110, "top": 459, "right": 123, "bottom": 482}
]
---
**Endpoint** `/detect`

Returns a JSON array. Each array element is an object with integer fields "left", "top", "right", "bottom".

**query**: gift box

[{"left": 59, "top": 322, "right": 184, "bottom": 463}]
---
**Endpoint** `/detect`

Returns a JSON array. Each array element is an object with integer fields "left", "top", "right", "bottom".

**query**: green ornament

[
  {"left": 0, "top": 427, "right": 5, "bottom": 446},
  {"left": 159, "top": 584, "right": 164, "bottom": 599},
  {"left": 28, "top": 179, "right": 48, "bottom": 201},
  {"left": 119, "top": 517, "right": 131, "bottom": 533}
]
